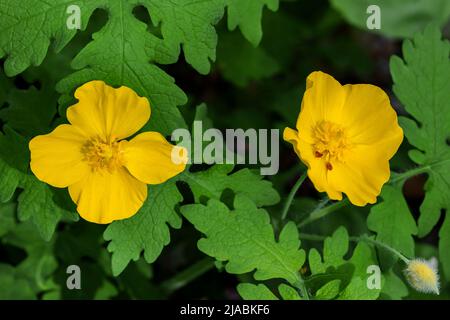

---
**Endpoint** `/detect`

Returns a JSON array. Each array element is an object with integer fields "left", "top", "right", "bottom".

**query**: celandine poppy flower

[
  {"left": 29, "top": 81, "right": 187, "bottom": 224},
  {"left": 284, "top": 71, "right": 403, "bottom": 206}
]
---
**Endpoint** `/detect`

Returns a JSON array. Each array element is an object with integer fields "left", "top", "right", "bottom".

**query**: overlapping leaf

[
  {"left": 367, "top": 185, "right": 417, "bottom": 262},
  {"left": 308, "top": 227, "right": 381, "bottom": 300},
  {"left": 104, "top": 180, "right": 183, "bottom": 276},
  {"left": 390, "top": 25, "right": 450, "bottom": 277},
  {"left": 181, "top": 195, "right": 305, "bottom": 285}
]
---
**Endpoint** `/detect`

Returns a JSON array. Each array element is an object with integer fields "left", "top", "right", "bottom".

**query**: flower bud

[{"left": 404, "top": 258, "right": 440, "bottom": 295}]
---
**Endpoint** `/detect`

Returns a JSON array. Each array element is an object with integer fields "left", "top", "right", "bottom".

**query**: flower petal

[
  {"left": 121, "top": 132, "right": 187, "bottom": 184},
  {"left": 298, "top": 71, "right": 348, "bottom": 130},
  {"left": 341, "top": 83, "right": 403, "bottom": 146},
  {"left": 67, "top": 81, "right": 150, "bottom": 140},
  {"left": 327, "top": 146, "right": 392, "bottom": 206},
  {"left": 29, "top": 124, "right": 89, "bottom": 188},
  {"left": 283, "top": 127, "right": 342, "bottom": 200},
  {"left": 69, "top": 168, "right": 147, "bottom": 224}
]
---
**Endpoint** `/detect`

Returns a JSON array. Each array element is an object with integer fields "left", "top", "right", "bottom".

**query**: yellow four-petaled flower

[
  {"left": 29, "top": 81, "right": 187, "bottom": 224},
  {"left": 284, "top": 71, "right": 403, "bottom": 206}
]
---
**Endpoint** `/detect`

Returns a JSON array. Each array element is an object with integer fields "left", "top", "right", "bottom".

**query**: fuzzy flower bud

[{"left": 404, "top": 258, "right": 440, "bottom": 295}]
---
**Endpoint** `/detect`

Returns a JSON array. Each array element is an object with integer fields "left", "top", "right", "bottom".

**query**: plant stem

[
  {"left": 390, "top": 165, "right": 430, "bottom": 184},
  {"left": 281, "top": 171, "right": 308, "bottom": 220},
  {"left": 293, "top": 276, "right": 310, "bottom": 300},
  {"left": 160, "top": 257, "right": 216, "bottom": 294},
  {"left": 353, "top": 235, "right": 410, "bottom": 263},
  {"left": 297, "top": 198, "right": 349, "bottom": 228}
]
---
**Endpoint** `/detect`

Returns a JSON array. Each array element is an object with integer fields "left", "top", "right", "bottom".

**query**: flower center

[
  {"left": 81, "top": 137, "right": 123, "bottom": 172},
  {"left": 312, "top": 121, "right": 350, "bottom": 170}
]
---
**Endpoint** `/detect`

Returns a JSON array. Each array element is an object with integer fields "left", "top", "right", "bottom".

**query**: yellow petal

[
  {"left": 341, "top": 83, "right": 404, "bottom": 146},
  {"left": 67, "top": 81, "right": 150, "bottom": 140},
  {"left": 69, "top": 168, "right": 147, "bottom": 224},
  {"left": 121, "top": 132, "right": 187, "bottom": 184},
  {"left": 327, "top": 146, "right": 392, "bottom": 206},
  {"left": 29, "top": 124, "right": 89, "bottom": 188},
  {"left": 283, "top": 127, "right": 342, "bottom": 200},
  {"left": 298, "top": 71, "right": 348, "bottom": 130}
]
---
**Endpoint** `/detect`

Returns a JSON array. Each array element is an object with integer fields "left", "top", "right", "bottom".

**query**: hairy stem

[
  {"left": 281, "top": 171, "right": 308, "bottom": 220},
  {"left": 353, "top": 235, "right": 410, "bottom": 263},
  {"left": 297, "top": 198, "right": 349, "bottom": 228}
]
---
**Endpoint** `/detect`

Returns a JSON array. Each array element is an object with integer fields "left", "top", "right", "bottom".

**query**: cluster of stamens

[
  {"left": 81, "top": 137, "right": 123, "bottom": 172},
  {"left": 312, "top": 121, "right": 350, "bottom": 171}
]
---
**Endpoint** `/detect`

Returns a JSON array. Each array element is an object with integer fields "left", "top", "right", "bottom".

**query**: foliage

[{"left": 0, "top": 0, "right": 449, "bottom": 300}]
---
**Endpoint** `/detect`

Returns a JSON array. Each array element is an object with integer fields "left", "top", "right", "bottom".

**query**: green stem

[
  {"left": 293, "top": 276, "right": 310, "bottom": 300},
  {"left": 281, "top": 171, "right": 308, "bottom": 220},
  {"left": 297, "top": 198, "right": 349, "bottom": 228},
  {"left": 354, "top": 235, "right": 410, "bottom": 263},
  {"left": 390, "top": 165, "right": 430, "bottom": 184},
  {"left": 160, "top": 257, "right": 216, "bottom": 294}
]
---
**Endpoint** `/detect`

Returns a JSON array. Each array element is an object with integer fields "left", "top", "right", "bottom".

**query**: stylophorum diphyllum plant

[{"left": 0, "top": 0, "right": 448, "bottom": 300}]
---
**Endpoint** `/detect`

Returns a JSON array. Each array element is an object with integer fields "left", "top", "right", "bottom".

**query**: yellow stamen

[
  {"left": 81, "top": 137, "right": 123, "bottom": 172},
  {"left": 312, "top": 121, "right": 350, "bottom": 170}
]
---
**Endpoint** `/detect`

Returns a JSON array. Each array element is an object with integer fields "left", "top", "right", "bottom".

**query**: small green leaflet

[
  {"left": 367, "top": 185, "right": 417, "bottom": 262},
  {"left": 217, "top": 31, "right": 280, "bottom": 87},
  {"left": 308, "top": 227, "right": 381, "bottom": 300},
  {"left": 226, "top": 0, "right": 279, "bottom": 46},
  {"left": 181, "top": 194, "right": 305, "bottom": 285},
  {"left": 331, "top": 0, "right": 450, "bottom": 39},
  {"left": 380, "top": 270, "right": 409, "bottom": 300},
  {"left": 315, "top": 279, "right": 341, "bottom": 300},
  {"left": 2, "top": 218, "right": 58, "bottom": 295},
  {"left": 181, "top": 165, "right": 280, "bottom": 207},
  {"left": 390, "top": 25, "right": 450, "bottom": 277},
  {"left": 237, "top": 283, "right": 278, "bottom": 300},
  {"left": 104, "top": 180, "right": 183, "bottom": 276},
  {"left": 0, "top": 264, "right": 36, "bottom": 300},
  {"left": 237, "top": 282, "right": 301, "bottom": 300}
]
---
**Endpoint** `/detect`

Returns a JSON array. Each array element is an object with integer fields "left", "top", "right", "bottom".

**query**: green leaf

[
  {"left": 308, "top": 227, "right": 381, "bottom": 300},
  {"left": 2, "top": 218, "right": 59, "bottom": 294},
  {"left": 181, "top": 195, "right": 305, "bottom": 285},
  {"left": 237, "top": 283, "right": 278, "bottom": 300},
  {"left": 0, "top": 202, "right": 16, "bottom": 237},
  {"left": 367, "top": 185, "right": 417, "bottom": 260},
  {"left": 104, "top": 180, "right": 183, "bottom": 276},
  {"left": 0, "top": 1, "right": 232, "bottom": 136},
  {"left": 0, "top": 85, "right": 57, "bottom": 137},
  {"left": 390, "top": 25, "right": 450, "bottom": 277},
  {"left": 145, "top": 0, "right": 225, "bottom": 75},
  {"left": 18, "top": 177, "right": 78, "bottom": 241},
  {"left": 278, "top": 283, "right": 301, "bottom": 300},
  {"left": 182, "top": 165, "right": 280, "bottom": 207},
  {"left": 315, "top": 279, "right": 341, "bottom": 300},
  {"left": 0, "top": 264, "right": 36, "bottom": 300},
  {"left": 225, "top": 0, "right": 279, "bottom": 46},
  {"left": 380, "top": 270, "right": 409, "bottom": 300},
  {"left": 217, "top": 31, "right": 280, "bottom": 87},
  {"left": 331, "top": 0, "right": 450, "bottom": 38}
]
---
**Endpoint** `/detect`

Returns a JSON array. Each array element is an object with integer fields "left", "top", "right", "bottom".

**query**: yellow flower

[
  {"left": 284, "top": 71, "right": 403, "bottom": 206},
  {"left": 29, "top": 81, "right": 187, "bottom": 224},
  {"left": 405, "top": 258, "right": 440, "bottom": 295}
]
